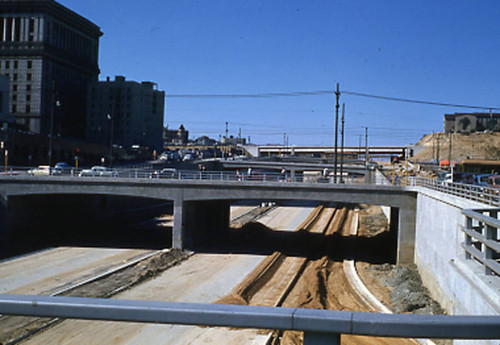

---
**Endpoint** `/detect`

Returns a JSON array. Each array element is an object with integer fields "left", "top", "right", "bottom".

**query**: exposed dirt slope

[{"left": 413, "top": 132, "right": 500, "bottom": 162}]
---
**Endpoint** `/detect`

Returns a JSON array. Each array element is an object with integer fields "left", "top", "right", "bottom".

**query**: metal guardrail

[
  {"left": 404, "top": 176, "right": 500, "bottom": 207},
  {"left": 2, "top": 166, "right": 499, "bottom": 206},
  {"left": 0, "top": 294, "right": 499, "bottom": 344},
  {"left": 0, "top": 166, "right": 367, "bottom": 184},
  {"left": 462, "top": 208, "right": 500, "bottom": 276}
]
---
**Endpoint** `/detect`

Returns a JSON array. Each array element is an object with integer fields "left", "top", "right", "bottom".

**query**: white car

[
  {"left": 28, "top": 165, "right": 51, "bottom": 176},
  {"left": 79, "top": 166, "right": 118, "bottom": 177}
]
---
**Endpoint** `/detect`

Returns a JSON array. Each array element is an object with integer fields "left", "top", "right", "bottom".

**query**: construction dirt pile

[{"left": 413, "top": 131, "right": 500, "bottom": 162}]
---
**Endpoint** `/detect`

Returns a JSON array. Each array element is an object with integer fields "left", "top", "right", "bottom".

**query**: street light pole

[
  {"left": 108, "top": 101, "right": 114, "bottom": 168},
  {"left": 49, "top": 81, "right": 55, "bottom": 167}
]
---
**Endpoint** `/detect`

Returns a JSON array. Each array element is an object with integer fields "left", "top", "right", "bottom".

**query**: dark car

[
  {"left": 487, "top": 175, "right": 500, "bottom": 189},
  {"left": 53, "top": 162, "right": 73, "bottom": 175},
  {"left": 460, "top": 173, "right": 476, "bottom": 185}
]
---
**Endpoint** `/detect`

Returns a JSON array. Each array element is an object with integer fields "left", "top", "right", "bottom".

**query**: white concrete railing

[
  {"left": 462, "top": 208, "right": 500, "bottom": 277},
  {"left": 0, "top": 294, "right": 499, "bottom": 344}
]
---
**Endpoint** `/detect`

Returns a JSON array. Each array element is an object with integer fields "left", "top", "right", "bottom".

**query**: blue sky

[{"left": 60, "top": 0, "right": 500, "bottom": 146}]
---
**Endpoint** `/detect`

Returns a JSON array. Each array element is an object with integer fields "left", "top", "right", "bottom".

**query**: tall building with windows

[
  {"left": 87, "top": 76, "right": 165, "bottom": 151},
  {"left": 0, "top": 74, "right": 10, "bottom": 124},
  {"left": 0, "top": 0, "right": 102, "bottom": 138}
]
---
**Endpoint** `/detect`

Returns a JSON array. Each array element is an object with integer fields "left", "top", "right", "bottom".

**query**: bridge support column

[
  {"left": 173, "top": 199, "right": 230, "bottom": 250},
  {"left": 396, "top": 199, "right": 417, "bottom": 264},
  {"left": 173, "top": 198, "right": 184, "bottom": 249}
]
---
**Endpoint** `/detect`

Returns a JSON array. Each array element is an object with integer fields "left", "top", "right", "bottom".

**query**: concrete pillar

[
  {"left": 38, "top": 17, "right": 43, "bottom": 42},
  {"left": 173, "top": 198, "right": 183, "bottom": 249},
  {"left": 2, "top": 18, "right": 6, "bottom": 41},
  {"left": 172, "top": 199, "right": 229, "bottom": 250},
  {"left": 396, "top": 198, "right": 417, "bottom": 264},
  {"left": 389, "top": 206, "right": 399, "bottom": 263}
]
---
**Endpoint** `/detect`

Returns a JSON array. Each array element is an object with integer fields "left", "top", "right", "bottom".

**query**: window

[
  {"left": 5, "top": 61, "right": 9, "bottom": 69},
  {"left": 12, "top": 105, "right": 16, "bottom": 113},
  {"left": 12, "top": 84, "right": 17, "bottom": 91},
  {"left": 12, "top": 94, "right": 17, "bottom": 101},
  {"left": 27, "top": 61, "right": 32, "bottom": 69},
  {"left": 13, "top": 61, "right": 18, "bottom": 69},
  {"left": 27, "top": 73, "right": 32, "bottom": 81},
  {"left": 26, "top": 85, "right": 31, "bottom": 91},
  {"left": 25, "top": 105, "right": 30, "bottom": 113},
  {"left": 13, "top": 73, "right": 17, "bottom": 81},
  {"left": 26, "top": 94, "right": 31, "bottom": 101}
]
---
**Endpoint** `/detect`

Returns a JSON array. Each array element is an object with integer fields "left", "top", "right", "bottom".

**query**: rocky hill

[{"left": 413, "top": 132, "right": 500, "bottom": 162}]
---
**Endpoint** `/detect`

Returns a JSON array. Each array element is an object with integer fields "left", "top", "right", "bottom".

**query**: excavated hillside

[{"left": 413, "top": 132, "right": 500, "bottom": 162}]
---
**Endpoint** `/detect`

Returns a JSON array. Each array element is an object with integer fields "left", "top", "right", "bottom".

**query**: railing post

[
  {"left": 484, "top": 210, "right": 497, "bottom": 275},
  {"left": 303, "top": 331, "right": 340, "bottom": 345},
  {"left": 464, "top": 215, "right": 472, "bottom": 260}
]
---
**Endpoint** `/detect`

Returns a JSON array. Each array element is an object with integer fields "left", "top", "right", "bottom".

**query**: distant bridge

[{"left": 253, "top": 145, "right": 407, "bottom": 158}]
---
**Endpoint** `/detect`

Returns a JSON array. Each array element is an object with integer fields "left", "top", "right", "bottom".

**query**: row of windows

[
  {"left": 10, "top": 84, "right": 32, "bottom": 92},
  {"left": 2, "top": 73, "right": 33, "bottom": 81},
  {"left": 12, "top": 94, "right": 31, "bottom": 101},
  {"left": 0, "top": 17, "right": 38, "bottom": 42},
  {"left": 0, "top": 60, "right": 33, "bottom": 69},
  {"left": 11, "top": 104, "right": 31, "bottom": 113}
]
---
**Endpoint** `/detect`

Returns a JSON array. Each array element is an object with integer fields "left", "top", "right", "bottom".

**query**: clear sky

[{"left": 59, "top": 0, "right": 500, "bottom": 147}]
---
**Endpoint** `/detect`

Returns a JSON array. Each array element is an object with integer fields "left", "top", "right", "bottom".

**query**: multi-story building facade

[
  {"left": 0, "top": 0, "right": 102, "bottom": 138},
  {"left": 87, "top": 76, "right": 165, "bottom": 151},
  {"left": 163, "top": 124, "right": 189, "bottom": 146},
  {"left": 0, "top": 74, "right": 10, "bottom": 124}
]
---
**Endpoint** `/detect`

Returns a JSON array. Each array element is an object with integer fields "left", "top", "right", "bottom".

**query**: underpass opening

[
  {"left": 0, "top": 194, "right": 174, "bottom": 260},
  {"left": 188, "top": 199, "right": 398, "bottom": 264}
]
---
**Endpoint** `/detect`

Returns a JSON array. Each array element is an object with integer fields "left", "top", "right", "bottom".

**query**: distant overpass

[{"left": 250, "top": 145, "right": 408, "bottom": 158}]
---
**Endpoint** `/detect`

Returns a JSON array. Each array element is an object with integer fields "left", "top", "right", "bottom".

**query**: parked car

[
  {"left": 459, "top": 173, "right": 476, "bottom": 185},
  {"left": 487, "top": 175, "right": 500, "bottom": 189},
  {"left": 79, "top": 166, "right": 117, "bottom": 177},
  {"left": 53, "top": 162, "right": 73, "bottom": 175},
  {"left": 151, "top": 168, "right": 177, "bottom": 179},
  {"left": 28, "top": 165, "right": 51, "bottom": 176},
  {"left": 474, "top": 173, "right": 494, "bottom": 186}
]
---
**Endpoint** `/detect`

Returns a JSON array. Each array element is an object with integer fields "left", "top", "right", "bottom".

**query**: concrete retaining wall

[{"left": 414, "top": 188, "right": 499, "bottom": 344}]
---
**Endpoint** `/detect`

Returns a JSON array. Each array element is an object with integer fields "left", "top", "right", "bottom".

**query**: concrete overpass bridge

[
  {"left": 0, "top": 173, "right": 498, "bottom": 327},
  {"left": 0, "top": 176, "right": 416, "bottom": 264}
]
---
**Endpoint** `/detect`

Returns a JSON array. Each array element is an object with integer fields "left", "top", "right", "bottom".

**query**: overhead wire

[{"left": 164, "top": 88, "right": 500, "bottom": 111}]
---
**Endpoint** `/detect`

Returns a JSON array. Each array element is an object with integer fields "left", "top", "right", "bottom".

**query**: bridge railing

[
  {"left": 399, "top": 176, "right": 500, "bottom": 207},
  {"left": 0, "top": 294, "right": 499, "bottom": 344},
  {"left": 461, "top": 208, "right": 500, "bottom": 276}
]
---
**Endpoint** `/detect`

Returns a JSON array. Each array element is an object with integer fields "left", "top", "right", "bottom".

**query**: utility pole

[
  {"left": 225, "top": 122, "right": 229, "bottom": 139},
  {"left": 334, "top": 83, "right": 340, "bottom": 183},
  {"left": 436, "top": 134, "right": 440, "bottom": 163},
  {"left": 358, "top": 135, "right": 362, "bottom": 160},
  {"left": 365, "top": 126, "right": 369, "bottom": 162},
  {"left": 448, "top": 132, "right": 452, "bottom": 163},
  {"left": 340, "top": 103, "right": 345, "bottom": 183}
]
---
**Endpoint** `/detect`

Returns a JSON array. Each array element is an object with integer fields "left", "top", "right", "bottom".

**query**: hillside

[{"left": 413, "top": 132, "right": 500, "bottom": 162}]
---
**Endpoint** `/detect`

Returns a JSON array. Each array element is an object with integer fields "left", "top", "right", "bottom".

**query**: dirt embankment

[{"left": 413, "top": 131, "right": 500, "bottom": 162}]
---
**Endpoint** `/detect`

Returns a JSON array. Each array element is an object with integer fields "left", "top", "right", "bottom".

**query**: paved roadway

[{"left": 3, "top": 206, "right": 313, "bottom": 344}]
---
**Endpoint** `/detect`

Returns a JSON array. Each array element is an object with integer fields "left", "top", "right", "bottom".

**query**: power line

[
  {"left": 164, "top": 88, "right": 500, "bottom": 111},
  {"left": 341, "top": 90, "right": 500, "bottom": 111},
  {"left": 165, "top": 90, "right": 332, "bottom": 98}
]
